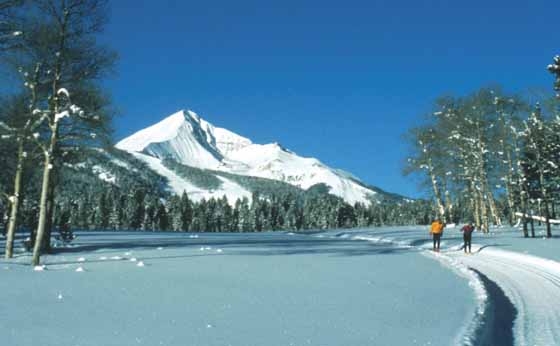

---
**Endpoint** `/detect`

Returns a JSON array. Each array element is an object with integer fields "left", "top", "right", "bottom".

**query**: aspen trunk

[
  {"left": 544, "top": 201, "right": 552, "bottom": 238},
  {"left": 521, "top": 191, "right": 528, "bottom": 238},
  {"left": 486, "top": 187, "right": 502, "bottom": 226},
  {"left": 4, "top": 140, "right": 24, "bottom": 259},
  {"left": 505, "top": 150, "right": 516, "bottom": 225},
  {"left": 42, "top": 180, "right": 57, "bottom": 253},
  {"left": 31, "top": 154, "right": 52, "bottom": 266},
  {"left": 471, "top": 182, "right": 481, "bottom": 228},
  {"left": 427, "top": 157, "right": 446, "bottom": 220},
  {"left": 538, "top": 171, "right": 552, "bottom": 238},
  {"left": 535, "top": 140, "right": 552, "bottom": 237},
  {"left": 31, "top": 122, "right": 58, "bottom": 266},
  {"left": 444, "top": 189, "right": 453, "bottom": 222},
  {"left": 478, "top": 188, "right": 489, "bottom": 233}
]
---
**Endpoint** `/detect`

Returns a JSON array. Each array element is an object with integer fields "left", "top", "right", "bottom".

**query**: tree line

[
  {"left": 404, "top": 55, "right": 560, "bottom": 237},
  {"left": 3, "top": 183, "right": 432, "bottom": 235}
]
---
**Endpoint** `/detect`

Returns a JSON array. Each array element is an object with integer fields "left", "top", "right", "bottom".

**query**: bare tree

[
  {"left": 0, "top": 0, "right": 115, "bottom": 265},
  {"left": 25, "top": 0, "right": 115, "bottom": 266}
]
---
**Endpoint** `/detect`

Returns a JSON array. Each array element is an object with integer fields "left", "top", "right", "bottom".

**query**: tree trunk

[
  {"left": 444, "top": 188, "right": 453, "bottom": 222},
  {"left": 31, "top": 122, "right": 58, "bottom": 266},
  {"left": 427, "top": 157, "right": 446, "bottom": 221},
  {"left": 4, "top": 139, "right": 24, "bottom": 259},
  {"left": 537, "top": 200, "right": 543, "bottom": 226},
  {"left": 42, "top": 179, "right": 56, "bottom": 253},
  {"left": 475, "top": 182, "right": 489, "bottom": 233},
  {"left": 472, "top": 183, "right": 481, "bottom": 228},
  {"left": 505, "top": 150, "right": 516, "bottom": 225},
  {"left": 486, "top": 188, "right": 502, "bottom": 226},
  {"left": 521, "top": 193, "right": 528, "bottom": 238},
  {"left": 544, "top": 200, "right": 552, "bottom": 238},
  {"left": 536, "top": 150, "right": 552, "bottom": 237}
]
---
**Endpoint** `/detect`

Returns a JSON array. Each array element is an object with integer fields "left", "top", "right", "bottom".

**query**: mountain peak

[
  {"left": 115, "top": 110, "right": 186, "bottom": 153},
  {"left": 116, "top": 109, "right": 399, "bottom": 205}
]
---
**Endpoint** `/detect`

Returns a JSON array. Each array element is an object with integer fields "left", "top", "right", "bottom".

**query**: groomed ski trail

[
  {"left": 446, "top": 246, "right": 560, "bottom": 346},
  {"left": 332, "top": 230, "right": 560, "bottom": 346}
]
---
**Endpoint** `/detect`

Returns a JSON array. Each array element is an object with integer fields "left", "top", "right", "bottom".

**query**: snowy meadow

[
  {"left": 2, "top": 226, "right": 559, "bottom": 346},
  {"left": 1, "top": 229, "right": 474, "bottom": 346}
]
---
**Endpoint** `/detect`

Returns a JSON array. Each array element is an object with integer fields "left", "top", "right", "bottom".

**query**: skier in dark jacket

[{"left": 461, "top": 222, "right": 475, "bottom": 254}]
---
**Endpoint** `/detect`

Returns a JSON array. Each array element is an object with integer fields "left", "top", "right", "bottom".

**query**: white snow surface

[
  {"left": 116, "top": 109, "right": 383, "bottom": 205},
  {"left": 0, "top": 230, "right": 474, "bottom": 346},
  {"left": 132, "top": 152, "right": 251, "bottom": 204},
  {"left": 91, "top": 165, "right": 116, "bottom": 184},
  {"left": 455, "top": 247, "right": 560, "bottom": 345},
  {"left": 330, "top": 226, "right": 560, "bottom": 346},
  {"left": 5, "top": 227, "right": 560, "bottom": 345}
]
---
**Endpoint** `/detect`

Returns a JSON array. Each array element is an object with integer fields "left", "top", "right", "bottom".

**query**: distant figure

[
  {"left": 59, "top": 222, "right": 75, "bottom": 243},
  {"left": 461, "top": 222, "right": 475, "bottom": 254},
  {"left": 430, "top": 219, "right": 445, "bottom": 251},
  {"left": 55, "top": 209, "right": 75, "bottom": 244}
]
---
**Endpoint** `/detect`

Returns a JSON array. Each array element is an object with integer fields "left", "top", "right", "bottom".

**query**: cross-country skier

[
  {"left": 430, "top": 219, "right": 445, "bottom": 251},
  {"left": 461, "top": 222, "right": 475, "bottom": 254}
]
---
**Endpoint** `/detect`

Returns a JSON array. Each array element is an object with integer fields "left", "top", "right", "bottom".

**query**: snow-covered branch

[{"left": 514, "top": 212, "right": 560, "bottom": 224}]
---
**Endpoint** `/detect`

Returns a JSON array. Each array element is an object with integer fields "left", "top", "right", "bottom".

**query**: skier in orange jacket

[{"left": 430, "top": 219, "right": 445, "bottom": 251}]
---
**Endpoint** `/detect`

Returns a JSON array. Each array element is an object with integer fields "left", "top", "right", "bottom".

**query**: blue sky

[{"left": 104, "top": 0, "right": 559, "bottom": 198}]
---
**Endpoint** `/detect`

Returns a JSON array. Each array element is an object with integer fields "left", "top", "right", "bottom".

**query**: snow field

[
  {"left": 332, "top": 226, "right": 560, "bottom": 346},
  {"left": 0, "top": 231, "right": 473, "bottom": 346}
]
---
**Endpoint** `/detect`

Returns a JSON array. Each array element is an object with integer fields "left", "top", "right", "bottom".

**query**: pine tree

[
  {"left": 238, "top": 197, "right": 251, "bottom": 232},
  {"left": 142, "top": 196, "right": 159, "bottom": 231},
  {"left": 155, "top": 202, "right": 169, "bottom": 231},
  {"left": 179, "top": 191, "right": 192, "bottom": 231},
  {"left": 128, "top": 189, "right": 145, "bottom": 230},
  {"left": 167, "top": 195, "right": 182, "bottom": 231},
  {"left": 96, "top": 191, "right": 111, "bottom": 229},
  {"left": 109, "top": 194, "right": 126, "bottom": 231},
  {"left": 220, "top": 196, "right": 232, "bottom": 232}
]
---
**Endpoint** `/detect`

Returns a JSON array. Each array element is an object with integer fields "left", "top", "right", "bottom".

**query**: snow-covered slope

[
  {"left": 130, "top": 152, "right": 251, "bottom": 203},
  {"left": 116, "top": 109, "right": 399, "bottom": 204}
]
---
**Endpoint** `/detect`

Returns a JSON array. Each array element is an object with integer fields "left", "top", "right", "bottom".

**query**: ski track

[
  {"left": 448, "top": 247, "right": 560, "bottom": 346},
  {"left": 331, "top": 231, "right": 560, "bottom": 346}
]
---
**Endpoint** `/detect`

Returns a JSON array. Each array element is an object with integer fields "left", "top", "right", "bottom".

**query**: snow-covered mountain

[{"left": 116, "top": 109, "right": 401, "bottom": 204}]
